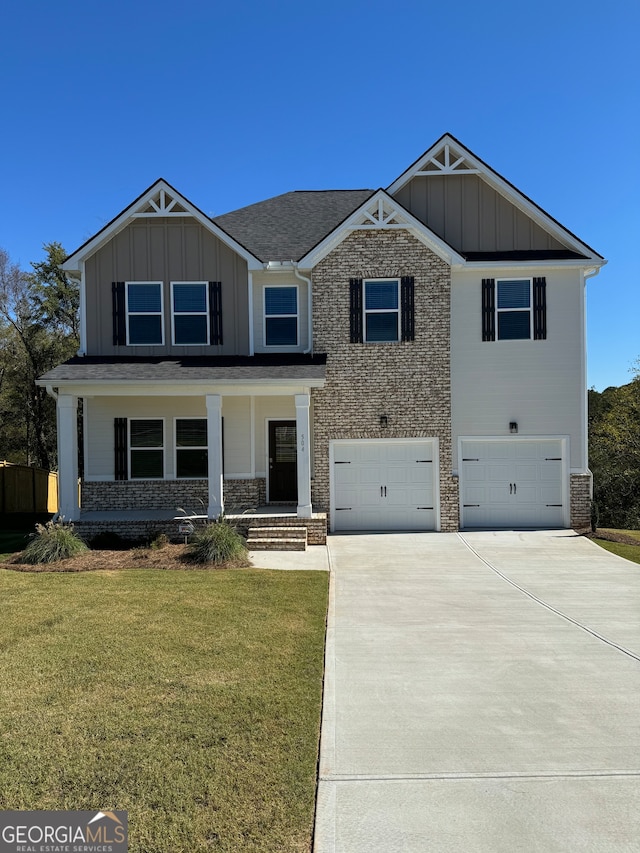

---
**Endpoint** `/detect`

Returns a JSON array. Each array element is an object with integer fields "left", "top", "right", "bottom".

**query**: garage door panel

[
  {"left": 487, "top": 464, "right": 511, "bottom": 480},
  {"left": 461, "top": 439, "right": 565, "bottom": 529},
  {"left": 333, "top": 440, "right": 437, "bottom": 532}
]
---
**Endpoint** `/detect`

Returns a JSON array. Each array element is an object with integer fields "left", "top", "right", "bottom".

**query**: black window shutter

[
  {"left": 401, "top": 276, "right": 415, "bottom": 341},
  {"left": 349, "top": 278, "right": 363, "bottom": 343},
  {"left": 482, "top": 278, "right": 496, "bottom": 341},
  {"left": 209, "top": 281, "right": 223, "bottom": 345},
  {"left": 114, "top": 418, "right": 128, "bottom": 481},
  {"left": 533, "top": 277, "right": 547, "bottom": 340},
  {"left": 112, "top": 281, "right": 126, "bottom": 346}
]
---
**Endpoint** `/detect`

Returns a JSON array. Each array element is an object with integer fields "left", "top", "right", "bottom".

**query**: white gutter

[
  {"left": 293, "top": 265, "right": 313, "bottom": 355},
  {"left": 78, "top": 262, "right": 87, "bottom": 356},
  {"left": 45, "top": 385, "right": 58, "bottom": 401},
  {"left": 581, "top": 265, "right": 602, "bottom": 482}
]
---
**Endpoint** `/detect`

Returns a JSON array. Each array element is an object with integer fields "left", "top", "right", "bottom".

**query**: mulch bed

[
  {"left": 5, "top": 544, "right": 250, "bottom": 572},
  {"left": 587, "top": 529, "right": 640, "bottom": 547}
]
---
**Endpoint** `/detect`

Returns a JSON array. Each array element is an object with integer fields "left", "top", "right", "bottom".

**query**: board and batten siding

[
  {"left": 450, "top": 268, "right": 586, "bottom": 471},
  {"left": 85, "top": 396, "right": 254, "bottom": 481},
  {"left": 251, "top": 271, "right": 310, "bottom": 353},
  {"left": 84, "top": 219, "right": 250, "bottom": 356},
  {"left": 393, "top": 175, "right": 569, "bottom": 253}
]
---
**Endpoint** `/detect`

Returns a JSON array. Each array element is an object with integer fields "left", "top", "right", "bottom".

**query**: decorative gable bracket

[
  {"left": 414, "top": 142, "right": 479, "bottom": 176},
  {"left": 297, "top": 189, "right": 466, "bottom": 269},
  {"left": 354, "top": 196, "right": 415, "bottom": 230},
  {"left": 133, "top": 187, "right": 190, "bottom": 217}
]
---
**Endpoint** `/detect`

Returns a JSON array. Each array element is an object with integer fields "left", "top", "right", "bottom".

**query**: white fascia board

[
  {"left": 34, "top": 380, "right": 325, "bottom": 396},
  {"left": 387, "top": 135, "right": 603, "bottom": 263},
  {"left": 61, "top": 180, "right": 262, "bottom": 272},
  {"left": 453, "top": 259, "right": 607, "bottom": 272},
  {"left": 298, "top": 189, "right": 464, "bottom": 268}
]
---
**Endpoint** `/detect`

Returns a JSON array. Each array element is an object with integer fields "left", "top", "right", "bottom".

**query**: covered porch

[{"left": 38, "top": 355, "right": 327, "bottom": 544}]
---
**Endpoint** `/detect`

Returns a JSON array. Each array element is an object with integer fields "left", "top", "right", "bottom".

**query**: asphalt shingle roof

[
  {"left": 40, "top": 355, "right": 327, "bottom": 384},
  {"left": 214, "top": 190, "right": 375, "bottom": 262}
]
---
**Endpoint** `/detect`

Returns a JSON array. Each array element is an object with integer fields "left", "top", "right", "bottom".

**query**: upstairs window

[
  {"left": 482, "top": 277, "right": 546, "bottom": 342},
  {"left": 496, "top": 279, "right": 532, "bottom": 340},
  {"left": 130, "top": 419, "right": 164, "bottom": 479},
  {"left": 364, "top": 279, "right": 400, "bottom": 342},
  {"left": 264, "top": 286, "right": 298, "bottom": 346},
  {"left": 175, "top": 419, "right": 208, "bottom": 478},
  {"left": 126, "top": 282, "right": 163, "bottom": 345},
  {"left": 172, "top": 282, "right": 209, "bottom": 345}
]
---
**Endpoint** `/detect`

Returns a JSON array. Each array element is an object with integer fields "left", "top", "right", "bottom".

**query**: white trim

[
  {"left": 250, "top": 396, "right": 256, "bottom": 478},
  {"left": 453, "top": 260, "right": 605, "bottom": 272},
  {"left": 457, "top": 435, "right": 570, "bottom": 529},
  {"left": 248, "top": 271, "right": 255, "bottom": 355},
  {"left": 363, "top": 278, "right": 401, "bottom": 343},
  {"left": 262, "top": 284, "right": 299, "bottom": 348},
  {"left": 82, "top": 396, "right": 89, "bottom": 485},
  {"left": 295, "top": 393, "right": 312, "bottom": 518},
  {"left": 387, "top": 135, "right": 603, "bottom": 263},
  {"left": 494, "top": 277, "right": 533, "bottom": 341},
  {"left": 173, "top": 416, "right": 208, "bottom": 480},
  {"left": 62, "top": 179, "right": 262, "bottom": 272},
  {"left": 129, "top": 417, "right": 166, "bottom": 480},
  {"left": 78, "top": 264, "right": 87, "bottom": 355},
  {"left": 329, "top": 437, "right": 441, "bottom": 533},
  {"left": 57, "top": 395, "right": 80, "bottom": 521},
  {"left": 170, "top": 281, "right": 209, "bottom": 346},
  {"left": 298, "top": 188, "right": 465, "bottom": 269},
  {"left": 206, "top": 394, "right": 224, "bottom": 517},
  {"left": 579, "top": 269, "right": 588, "bottom": 472},
  {"left": 125, "top": 281, "right": 164, "bottom": 346},
  {"left": 36, "top": 381, "right": 323, "bottom": 397},
  {"left": 266, "top": 417, "right": 297, "bottom": 503}
]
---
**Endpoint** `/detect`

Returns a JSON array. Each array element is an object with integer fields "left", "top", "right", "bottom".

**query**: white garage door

[
  {"left": 332, "top": 440, "right": 437, "bottom": 532},
  {"left": 460, "top": 439, "right": 566, "bottom": 529}
]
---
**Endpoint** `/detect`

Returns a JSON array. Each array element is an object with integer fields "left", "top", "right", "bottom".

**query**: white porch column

[
  {"left": 295, "top": 393, "right": 312, "bottom": 519},
  {"left": 57, "top": 394, "right": 79, "bottom": 521},
  {"left": 206, "top": 394, "right": 224, "bottom": 519}
]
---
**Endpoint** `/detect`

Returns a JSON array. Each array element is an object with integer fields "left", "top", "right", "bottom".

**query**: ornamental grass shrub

[
  {"left": 22, "top": 520, "right": 88, "bottom": 564},
  {"left": 188, "top": 521, "right": 249, "bottom": 567}
]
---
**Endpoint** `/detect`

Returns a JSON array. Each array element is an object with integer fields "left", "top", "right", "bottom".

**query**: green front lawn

[
  {"left": 593, "top": 539, "right": 640, "bottom": 565},
  {"left": 592, "top": 529, "right": 640, "bottom": 565},
  {"left": 0, "top": 568, "right": 328, "bottom": 852}
]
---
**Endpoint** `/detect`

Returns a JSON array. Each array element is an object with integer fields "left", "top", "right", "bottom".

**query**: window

[
  {"left": 496, "top": 279, "right": 532, "bottom": 340},
  {"left": 264, "top": 286, "right": 298, "bottom": 346},
  {"left": 175, "top": 419, "right": 208, "bottom": 478},
  {"left": 126, "top": 282, "right": 163, "bottom": 345},
  {"left": 172, "top": 282, "right": 209, "bottom": 345},
  {"left": 130, "top": 419, "right": 164, "bottom": 479},
  {"left": 364, "top": 279, "right": 400, "bottom": 342}
]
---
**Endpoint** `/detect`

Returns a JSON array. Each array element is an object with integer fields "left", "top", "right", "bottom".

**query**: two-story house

[{"left": 38, "top": 133, "right": 605, "bottom": 544}]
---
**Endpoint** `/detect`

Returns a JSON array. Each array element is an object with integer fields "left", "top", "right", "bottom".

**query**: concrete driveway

[{"left": 314, "top": 530, "right": 640, "bottom": 852}]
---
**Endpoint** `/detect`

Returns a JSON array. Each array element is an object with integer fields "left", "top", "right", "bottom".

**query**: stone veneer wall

[
  {"left": 82, "top": 478, "right": 266, "bottom": 512},
  {"left": 311, "top": 229, "right": 459, "bottom": 531},
  {"left": 570, "top": 472, "right": 592, "bottom": 531}
]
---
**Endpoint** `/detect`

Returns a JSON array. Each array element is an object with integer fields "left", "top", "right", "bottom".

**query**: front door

[{"left": 268, "top": 421, "right": 297, "bottom": 502}]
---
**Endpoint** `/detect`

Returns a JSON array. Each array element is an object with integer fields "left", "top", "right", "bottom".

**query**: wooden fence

[{"left": 0, "top": 461, "right": 58, "bottom": 514}]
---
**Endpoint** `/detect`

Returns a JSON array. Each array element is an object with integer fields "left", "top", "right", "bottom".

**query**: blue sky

[{"left": 1, "top": 0, "right": 638, "bottom": 390}]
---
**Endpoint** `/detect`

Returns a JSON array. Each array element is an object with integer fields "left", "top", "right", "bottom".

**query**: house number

[{"left": 300, "top": 433, "right": 305, "bottom": 451}]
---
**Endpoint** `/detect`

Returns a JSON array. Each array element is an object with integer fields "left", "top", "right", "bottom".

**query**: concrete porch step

[{"left": 247, "top": 526, "right": 307, "bottom": 552}]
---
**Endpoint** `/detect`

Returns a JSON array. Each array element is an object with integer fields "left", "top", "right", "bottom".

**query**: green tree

[
  {"left": 588, "top": 363, "right": 640, "bottom": 528},
  {"left": 0, "top": 245, "right": 79, "bottom": 468}
]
